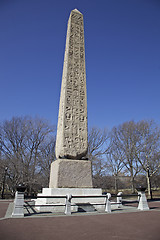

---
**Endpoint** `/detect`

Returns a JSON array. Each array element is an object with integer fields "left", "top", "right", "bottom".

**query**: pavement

[{"left": 0, "top": 199, "right": 160, "bottom": 240}]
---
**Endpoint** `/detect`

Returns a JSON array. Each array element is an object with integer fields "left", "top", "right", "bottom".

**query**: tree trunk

[
  {"left": 130, "top": 173, "right": 135, "bottom": 193},
  {"left": 114, "top": 175, "right": 118, "bottom": 194},
  {"left": 146, "top": 169, "right": 152, "bottom": 199}
]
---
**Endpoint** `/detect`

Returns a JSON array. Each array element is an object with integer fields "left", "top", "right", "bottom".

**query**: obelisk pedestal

[{"left": 49, "top": 159, "right": 93, "bottom": 188}]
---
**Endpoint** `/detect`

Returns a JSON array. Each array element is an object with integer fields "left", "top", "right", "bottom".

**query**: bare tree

[
  {"left": 1, "top": 116, "right": 55, "bottom": 194},
  {"left": 38, "top": 135, "right": 56, "bottom": 187},
  {"left": 106, "top": 143, "right": 125, "bottom": 193},
  {"left": 109, "top": 121, "right": 141, "bottom": 192},
  {"left": 88, "top": 127, "right": 109, "bottom": 177},
  {"left": 108, "top": 120, "right": 160, "bottom": 195},
  {"left": 136, "top": 120, "right": 160, "bottom": 198}
]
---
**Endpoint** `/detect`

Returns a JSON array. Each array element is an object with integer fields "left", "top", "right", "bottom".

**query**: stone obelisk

[
  {"left": 35, "top": 10, "right": 102, "bottom": 213},
  {"left": 49, "top": 9, "right": 93, "bottom": 188}
]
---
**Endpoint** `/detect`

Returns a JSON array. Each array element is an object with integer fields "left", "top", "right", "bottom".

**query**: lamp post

[{"left": 1, "top": 167, "right": 8, "bottom": 199}]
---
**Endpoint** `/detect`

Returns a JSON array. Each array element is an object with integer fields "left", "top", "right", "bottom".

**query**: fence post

[
  {"left": 65, "top": 194, "right": 72, "bottom": 215},
  {"left": 117, "top": 192, "right": 122, "bottom": 208},
  {"left": 12, "top": 185, "right": 26, "bottom": 218},
  {"left": 105, "top": 193, "right": 111, "bottom": 213}
]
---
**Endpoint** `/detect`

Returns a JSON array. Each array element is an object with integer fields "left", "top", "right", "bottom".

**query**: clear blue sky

[{"left": 0, "top": 0, "right": 160, "bottom": 130}]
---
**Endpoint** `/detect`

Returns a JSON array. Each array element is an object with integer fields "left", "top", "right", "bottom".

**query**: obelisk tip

[{"left": 72, "top": 9, "right": 82, "bottom": 14}]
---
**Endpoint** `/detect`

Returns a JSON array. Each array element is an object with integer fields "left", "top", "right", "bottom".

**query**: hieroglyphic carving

[{"left": 55, "top": 9, "right": 88, "bottom": 160}]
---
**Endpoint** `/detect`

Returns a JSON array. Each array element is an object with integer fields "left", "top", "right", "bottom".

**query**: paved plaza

[{"left": 0, "top": 200, "right": 160, "bottom": 240}]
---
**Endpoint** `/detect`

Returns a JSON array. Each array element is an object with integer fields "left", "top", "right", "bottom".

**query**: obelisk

[{"left": 49, "top": 9, "right": 93, "bottom": 188}]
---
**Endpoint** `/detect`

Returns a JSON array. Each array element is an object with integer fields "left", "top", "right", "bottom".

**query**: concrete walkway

[{"left": 0, "top": 200, "right": 160, "bottom": 240}]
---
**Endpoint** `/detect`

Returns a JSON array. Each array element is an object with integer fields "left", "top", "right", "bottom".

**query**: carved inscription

[
  {"left": 63, "top": 10, "right": 87, "bottom": 158},
  {"left": 56, "top": 9, "right": 88, "bottom": 160}
]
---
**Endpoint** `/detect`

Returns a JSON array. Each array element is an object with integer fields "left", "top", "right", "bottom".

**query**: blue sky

[{"left": 0, "top": 0, "right": 160, "bottom": 130}]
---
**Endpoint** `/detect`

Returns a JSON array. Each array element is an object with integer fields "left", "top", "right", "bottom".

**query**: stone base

[
  {"left": 34, "top": 188, "right": 105, "bottom": 213},
  {"left": 49, "top": 159, "right": 93, "bottom": 188},
  {"left": 12, "top": 191, "right": 24, "bottom": 218},
  {"left": 137, "top": 191, "right": 149, "bottom": 210}
]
